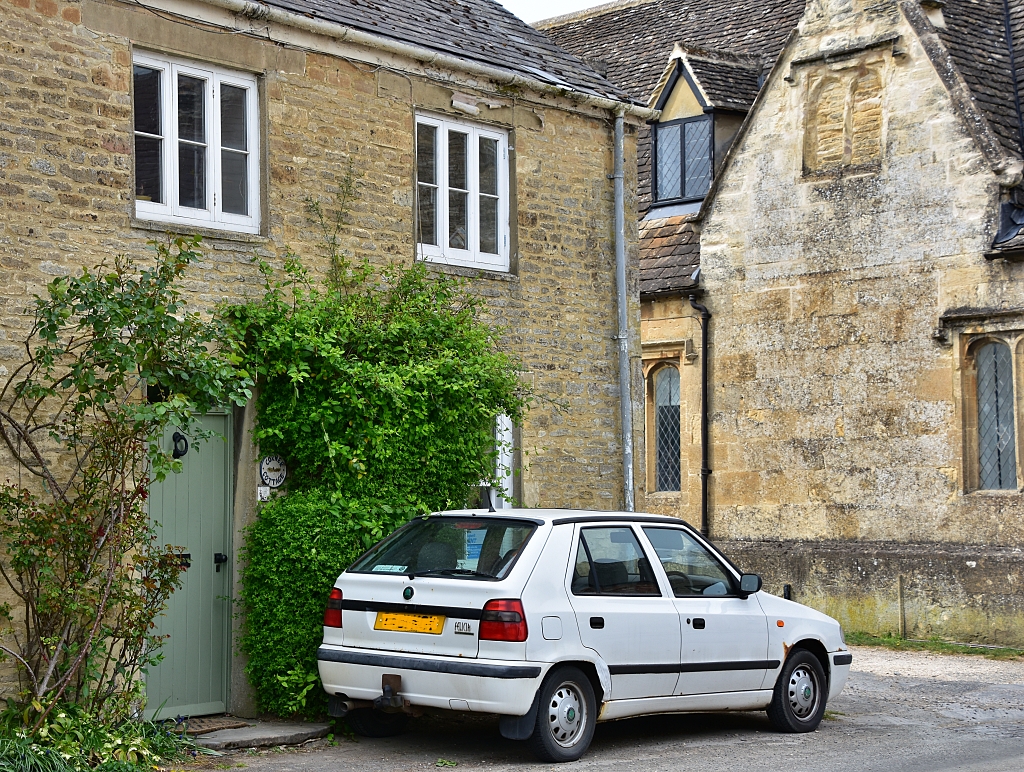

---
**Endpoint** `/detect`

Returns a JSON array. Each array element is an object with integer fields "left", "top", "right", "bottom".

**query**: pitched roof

[
  {"left": 259, "top": 0, "right": 633, "bottom": 102},
  {"left": 537, "top": 0, "right": 806, "bottom": 102},
  {"left": 937, "top": 0, "right": 1024, "bottom": 159},
  {"left": 638, "top": 215, "right": 700, "bottom": 295},
  {"left": 682, "top": 48, "right": 765, "bottom": 111}
]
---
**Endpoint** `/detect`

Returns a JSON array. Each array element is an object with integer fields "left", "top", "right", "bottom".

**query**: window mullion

[
  {"left": 211, "top": 74, "right": 221, "bottom": 220},
  {"left": 439, "top": 122, "right": 448, "bottom": 259},
  {"left": 168, "top": 64, "right": 179, "bottom": 215},
  {"left": 469, "top": 126, "right": 479, "bottom": 257},
  {"left": 208, "top": 74, "right": 218, "bottom": 219},
  {"left": 679, "top": 124, "right": 687, "bottom": 201}
]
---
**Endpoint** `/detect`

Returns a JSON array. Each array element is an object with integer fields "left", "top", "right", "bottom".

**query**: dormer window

[{"left": 653, "top": 116, "right": 712, "bottom": 203}]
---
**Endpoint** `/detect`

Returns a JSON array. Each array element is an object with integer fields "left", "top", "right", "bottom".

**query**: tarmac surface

[{"left": 216, "top": 646, "right": 1024, "bottom": 772}]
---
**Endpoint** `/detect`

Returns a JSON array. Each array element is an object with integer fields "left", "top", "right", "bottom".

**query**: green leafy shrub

[
  {"left": 0, "top": 238, "right": 251, "bottom": 730},
  {"left": 224, "top": 256, "right": 527, "bottom": 506},
  {"left": 239, "top": 490, "right": 418, "bottom": 716},
  {"left": 227, "top": 197, "right": 530, "bottom": 715},
  {"left": 0, "top": 703, "right": 196, "bottom": 772}
]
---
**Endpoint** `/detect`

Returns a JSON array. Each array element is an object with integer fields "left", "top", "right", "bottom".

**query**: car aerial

[{"left": 317, "top": 509, "right": 852, "bottom": 762}]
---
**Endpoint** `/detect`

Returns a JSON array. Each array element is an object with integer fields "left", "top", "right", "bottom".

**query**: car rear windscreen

[{"left": 348, "top": 517, "right": 537, "bottom": 580}]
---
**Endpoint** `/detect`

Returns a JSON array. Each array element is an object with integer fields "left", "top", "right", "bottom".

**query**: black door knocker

[{"left": 171, "top": 431, "right": 189, "bottom": 459}]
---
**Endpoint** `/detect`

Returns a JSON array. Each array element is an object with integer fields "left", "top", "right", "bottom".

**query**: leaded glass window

[
  {"left": 653, "top": 116, "right": 712, "bottom": 203},
  {"left": 655, "top": 366, "right": 681, "bottom": 492},
  {"left": 977, "top": 341, "right": 1017, "bottom": 490}
]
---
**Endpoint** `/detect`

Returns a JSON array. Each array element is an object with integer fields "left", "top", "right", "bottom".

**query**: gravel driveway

[{"left": 225, "top": 646, "right": 1024, "bottom": 772}]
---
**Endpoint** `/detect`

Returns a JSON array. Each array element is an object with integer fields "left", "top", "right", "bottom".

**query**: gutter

[
  {"left": 613, "top": 112, "right": 635, "bottom": 512},
  {"left": 151, "top": 0, "right": 658, "bottom": 120}
]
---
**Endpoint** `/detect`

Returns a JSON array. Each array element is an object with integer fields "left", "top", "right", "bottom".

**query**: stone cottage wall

[
  {"left": 700, "top": 0, "right": 1024, "bottom": 644},
  {"left": 0, "top": 0, "right": 643, "bottom": 702}
]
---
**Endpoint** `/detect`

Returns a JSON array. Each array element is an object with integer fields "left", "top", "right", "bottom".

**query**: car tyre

[
  {"left": 527, "top": 665, "right": 597, "bottom": 762},
  {"left": 766, "top": 648, "right": 828, "bottom": 733},
  {"left": 344, "top": 708, "right": 410, "bottom": 738}
]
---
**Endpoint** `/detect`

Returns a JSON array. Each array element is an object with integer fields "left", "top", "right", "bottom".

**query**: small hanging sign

[{"left": 259, "top": 455, "right": 288, "bottom": 488}]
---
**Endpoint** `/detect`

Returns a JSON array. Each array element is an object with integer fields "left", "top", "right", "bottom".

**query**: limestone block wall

[
  {"left": 0, "top": 0, "right": 643, "bottom": 699},
  {"left": 699, "top": 0, "right": 1024, "bottom": 641}
]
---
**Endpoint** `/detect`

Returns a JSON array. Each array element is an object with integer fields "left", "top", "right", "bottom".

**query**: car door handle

[
  {"left": 692, "top": 617, "right": 706, "bottom": 629},
  {"left": 590, "top": 617, "right": 605, "bottom": 629}
]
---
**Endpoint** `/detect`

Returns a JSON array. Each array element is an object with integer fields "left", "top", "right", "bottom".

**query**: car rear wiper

[{"left": 410, "top": 568, "right": 493, "bottom": 579}]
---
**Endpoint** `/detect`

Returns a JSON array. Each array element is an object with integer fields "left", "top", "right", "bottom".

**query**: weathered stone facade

[
  {"left": 0, "top": 0, "right": 644, "bottom": 706},
  {"left": 701, "top": 0, "right": 1024, "bottom": 644}
]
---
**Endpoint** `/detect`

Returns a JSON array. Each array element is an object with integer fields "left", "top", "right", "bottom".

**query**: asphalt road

[{"left": 227, "top": 647, "right": 1024, "bottom": 772}]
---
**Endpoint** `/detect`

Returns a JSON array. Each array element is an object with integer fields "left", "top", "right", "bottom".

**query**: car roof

[{"left": 434, "top": 508, "right": 698, "bottom": 530}]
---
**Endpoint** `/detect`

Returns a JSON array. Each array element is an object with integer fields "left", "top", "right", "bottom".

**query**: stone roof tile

[
  {"left": 263, "top": 0, "right": 633, "bottom": 101},
  {"left": 538, "top": 0, "right": 805, "bottom": 102}
]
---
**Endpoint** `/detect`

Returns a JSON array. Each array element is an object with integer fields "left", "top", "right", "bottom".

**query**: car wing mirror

[{"left": 738, "top": 573, "right": 762, "bottom": 597}]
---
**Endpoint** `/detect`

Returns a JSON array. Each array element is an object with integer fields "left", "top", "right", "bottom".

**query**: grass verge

[{"left": 846, "top": 631, "right": 1024, "bottom": 660}]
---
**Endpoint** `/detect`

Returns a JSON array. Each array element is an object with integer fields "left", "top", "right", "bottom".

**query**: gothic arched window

[
  {"left": 976, "top": 341, "right": 1017, "bottom": 490},
  {"left": 654, "top": 366, "right": 681, "bottom": 492}
]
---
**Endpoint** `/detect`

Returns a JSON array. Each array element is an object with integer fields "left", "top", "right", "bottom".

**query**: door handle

[
  {"left": 178, "top": 553, "right": 191, "bottom": 570},
  {"left": 214, "top": 552, "right": 228, "bottom": 572},
  {"left": 590, "top": 617, "right": 605, "bottom": 629},
  {"left": 692, "top": 617, "right": 706, "bottom": 629}
]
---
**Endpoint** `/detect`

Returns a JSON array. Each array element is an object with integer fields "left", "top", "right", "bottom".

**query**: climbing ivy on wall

[{"left": 225, "top": 244, "right": 529, "bottom": 715}]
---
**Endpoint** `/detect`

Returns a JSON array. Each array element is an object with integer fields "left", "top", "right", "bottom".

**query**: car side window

[
  {"left": 571, "top": 527, "right": 661, "bottom": 596},
  {"left": 642, "top": 527, "right": 737, "bottom": 597}
]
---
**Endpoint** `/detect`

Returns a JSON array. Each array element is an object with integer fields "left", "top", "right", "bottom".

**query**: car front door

[
  {"left": 566, "top": 525, "right": 681, "bottom": 700},
  {"left": 641, "top": 526, "right": 770, "bottom": 695}
]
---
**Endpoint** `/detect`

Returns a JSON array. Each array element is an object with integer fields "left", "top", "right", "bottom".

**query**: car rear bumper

[{"left": 317, "top": 644, "right": 546, "bottom": 715}]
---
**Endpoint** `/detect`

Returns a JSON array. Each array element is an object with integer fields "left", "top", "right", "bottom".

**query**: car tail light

[
  {"left": 479, "top": 599, "right": 528, "bottom": 642},
  {"left": 323, "top": 587, "right": 343, "bottom": 628}
]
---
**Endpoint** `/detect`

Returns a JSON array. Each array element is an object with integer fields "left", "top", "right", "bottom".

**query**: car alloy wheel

[
  {"left": 767, "top": 649, "right": 828, "bottom": 733},
  {"left": 528, "top": 665, "right": 597, "bottom": 762}
]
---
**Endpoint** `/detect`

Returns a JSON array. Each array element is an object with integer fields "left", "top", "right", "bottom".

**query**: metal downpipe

[
  {"left": 613, "top": 113, "right": 635, "bottom": 512},
  {"left": 688, "top": 295, "right": 711, "bottom": 536}
]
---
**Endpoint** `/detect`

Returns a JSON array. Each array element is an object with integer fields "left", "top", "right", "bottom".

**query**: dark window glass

[
  {"left": 655, "top": 123, "right": 681, "bottom": 200},
  {"left": 177, "top": 75, "right": 205, "bottom": 143},
  {"left": 571, "top": 527, "right": 660, "bottom": 596},
  {"left": 220, "top": 84, "right": 247, "bottom": 151},
  {"left": 134, "top": 65, "right": 162, "bottom": 204},
  {"left": 479, "top": 137, "right": 498, "bottom": 195},
  {"left": 134, "top": 135, "right": 162, "bottom": 203},
  {"left": 655, "top": 367, "right": 680, "bottom": 491},
  {"left": 479, "top": 195, "right": 498, "bottom": 254},
  {"left": 221, "top": 150, "right": 247, "bottom": 215},
  {"left": 684, "top": 119, "right": 712, "bottom": 199},
  {"left": 449, "top": 189, "right": 468, "bottom": 250},
  {"left": 416, "top": 124, "right": 437, "bottom": 245},
  {"left": 133, "top": 65, "right": 161, "bottom": 135},
  {"left": 416, "top": 124, "right": 436, "bottom": 185},
  {"left": 448, "top": 131, "right": 467, "bottom": 190},
  {"left": 178, "top": 142, "right": 206, "bottom": 209},
  {"left": 349, "top": 517, "right": 536, "bottom": 580},
  {"left": 643, "top": 527, "right": 735, "bottom": 597},
  {"left": 654, "top": 117, "right": 712, "bottom": 202},
  {"left": 417, "top": 186, "right": 437, "bottom": 246},
  {"left": 977, "top": 342, "right": 1017, "bottom": 489}
]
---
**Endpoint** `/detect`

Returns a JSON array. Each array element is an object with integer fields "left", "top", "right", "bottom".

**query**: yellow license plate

[{"left": 374, "top": 612, "right": 445, "bottom": 635}]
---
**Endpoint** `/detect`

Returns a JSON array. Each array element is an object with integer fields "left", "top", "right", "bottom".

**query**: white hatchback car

[{"left": 317, "top": 509, "right": 851, "bottom": 761}]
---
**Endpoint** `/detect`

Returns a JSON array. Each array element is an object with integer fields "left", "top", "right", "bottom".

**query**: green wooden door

[{"left": 146, "top": 414, "right": 232, "bottom": 718}]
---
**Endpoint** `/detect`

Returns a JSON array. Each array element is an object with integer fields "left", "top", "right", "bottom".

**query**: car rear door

[
  {"left": 640, "top": 526, "right": 770, "bottom": 695},
  {"left": 565, "top": 524, "right": 681, "bottom": 700}
]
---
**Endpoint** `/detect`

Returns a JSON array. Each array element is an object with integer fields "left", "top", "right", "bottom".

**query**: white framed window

[
  {"left": 415, "top": 114, "right": 509, "bottom": 272},
  {"left": 132, "top": 51, "right": 260, "bottom": 234}
]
